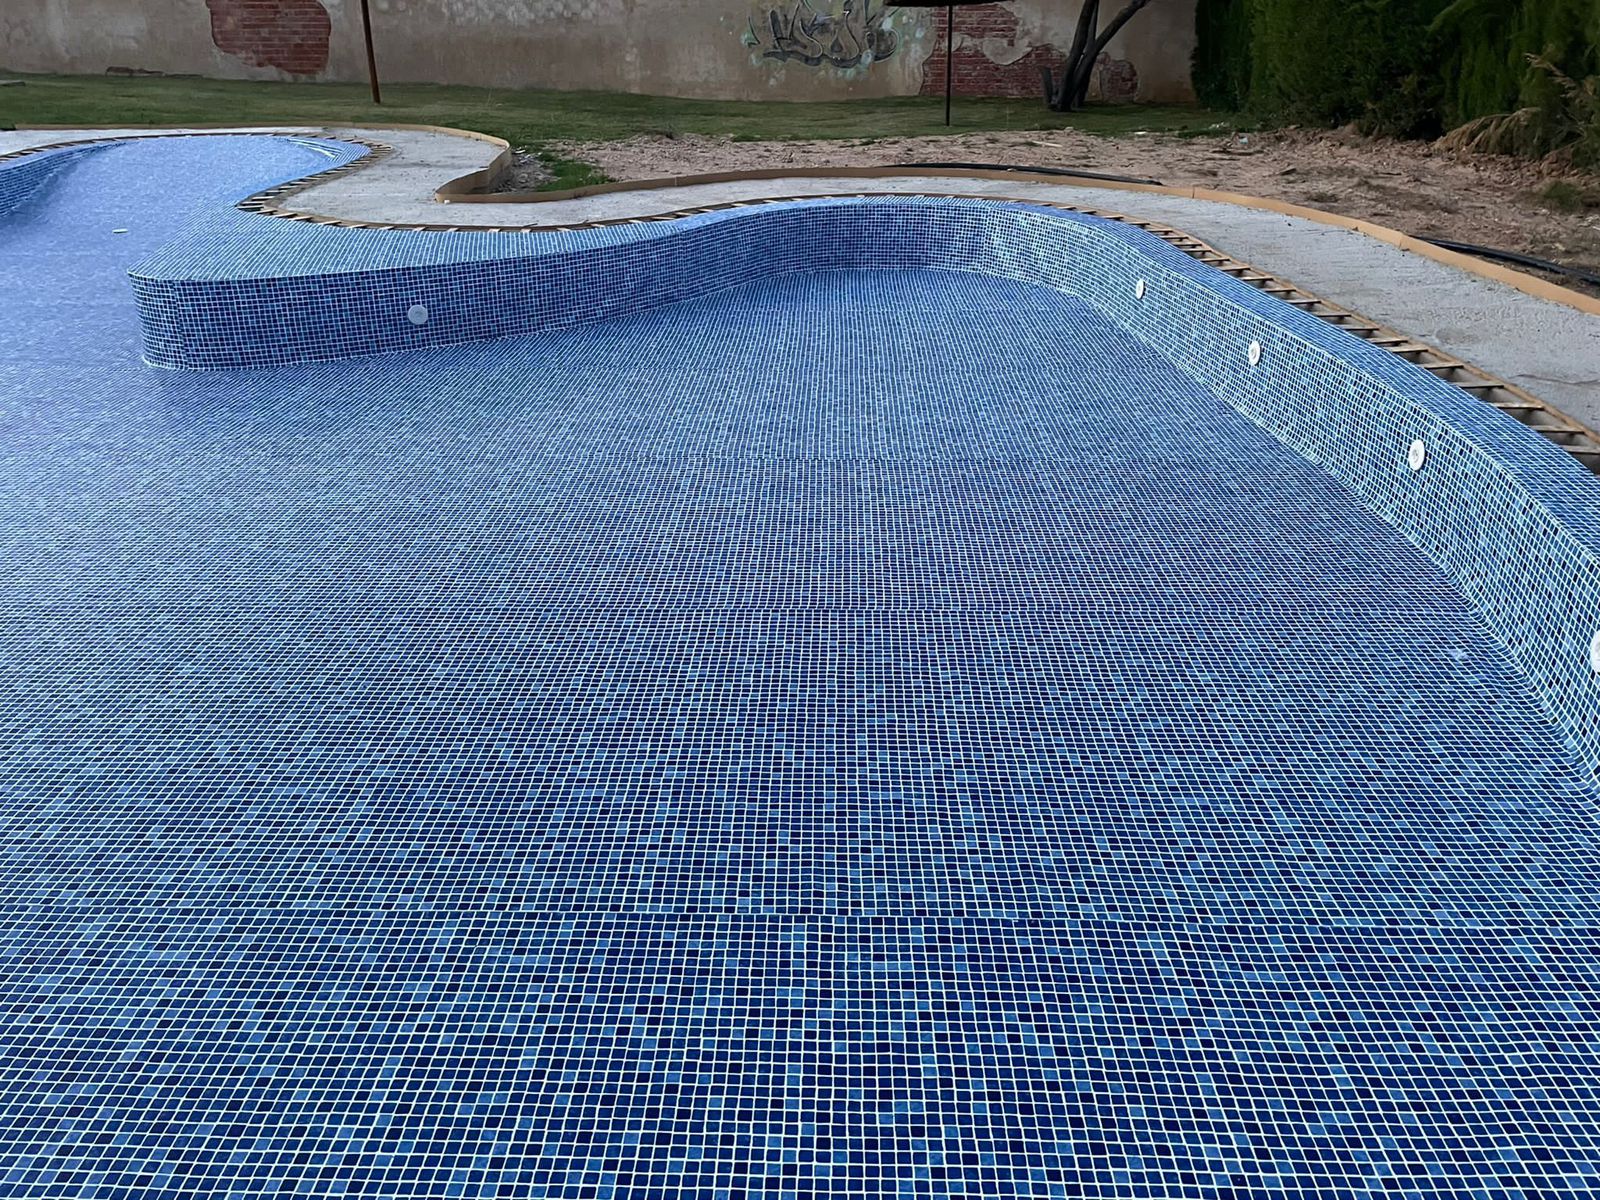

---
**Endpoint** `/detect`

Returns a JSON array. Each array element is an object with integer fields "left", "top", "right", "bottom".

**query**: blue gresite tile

[{"left": 2, "top": 134, "right": 1600, "bottom": 1199}]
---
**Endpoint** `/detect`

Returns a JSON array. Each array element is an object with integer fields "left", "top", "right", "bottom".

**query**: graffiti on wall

[{"left": 747, "top": 0, "right": 899, "bottom": 69}]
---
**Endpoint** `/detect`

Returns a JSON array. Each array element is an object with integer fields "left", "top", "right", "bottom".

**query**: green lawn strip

[
  {"left": 0, "top": 73, "right": 1229, "bottom": 191},
  {"left": 2, "top": 74, "right": 1224, "bottom": 141}
]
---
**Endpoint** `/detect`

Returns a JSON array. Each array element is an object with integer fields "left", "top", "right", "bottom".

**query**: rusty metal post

[
  {"left": 944, "top": 5, "right": 953, "bottom": 126},
  {"left": 360, "top": 0, "right": 382, "bottom": 105}
]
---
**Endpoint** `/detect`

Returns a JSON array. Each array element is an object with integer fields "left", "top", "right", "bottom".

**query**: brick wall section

[
  {"left": 205, "top": 0, "right": 331, "bottom": 76},
  {"left": 915, "top": 4, "right": 1142, "bottom": 102},
  {"left": 918, "top": 4, "right": 1063, "bottom": 101}
]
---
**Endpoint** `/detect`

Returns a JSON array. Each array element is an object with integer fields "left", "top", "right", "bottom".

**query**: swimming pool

[{"left": 5, "top": 133, "right": 1600, "bottom": 1198}]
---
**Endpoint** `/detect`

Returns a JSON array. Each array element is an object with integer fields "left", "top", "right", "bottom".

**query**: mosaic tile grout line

[
  {"left": 10, "top": 139, "right": 1582, "bottom": 794},
  {"left": 9, "top": 135, "right": 1600, "bottom": 1197}
]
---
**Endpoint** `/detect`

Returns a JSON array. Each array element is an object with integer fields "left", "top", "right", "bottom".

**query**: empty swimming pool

[{"left": 4, "top": 135, "right": 1600, "bottom": 1198}]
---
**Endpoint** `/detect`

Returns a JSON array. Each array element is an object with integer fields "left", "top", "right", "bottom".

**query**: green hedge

[
  {"left": 1436, "top": 0, "right": 1600, "bottom": 121},
  {"left": 1193, "top": 0, "right": 1600, "bottom": 132},
  {"left": 1192, "top": 0, "right": 1252, "bottom": 110}
]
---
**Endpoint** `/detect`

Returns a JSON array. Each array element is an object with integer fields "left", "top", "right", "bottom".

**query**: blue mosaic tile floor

[{"left": 4, "top": 136, "right": 1600, "bottom": 1199}]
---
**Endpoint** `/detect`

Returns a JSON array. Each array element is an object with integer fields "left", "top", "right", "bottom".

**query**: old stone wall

[{"left": 2, "top": 0, "right": 1196, "bottom": 103}]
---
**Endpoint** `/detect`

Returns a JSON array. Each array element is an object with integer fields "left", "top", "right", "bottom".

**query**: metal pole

[
  {"left": 360, "top": 0, "right": 382, "bottom": 105},
  {"left": 944, "top": 5, "right": 953, "bottom": 126}
]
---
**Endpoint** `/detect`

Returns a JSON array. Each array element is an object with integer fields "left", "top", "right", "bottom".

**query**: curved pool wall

[
  {"left": 119, "top": 158, "right": 1600, "bottom": 789},
  {"left": 0, "top": 142, "right": 110, "bottom": 215}
]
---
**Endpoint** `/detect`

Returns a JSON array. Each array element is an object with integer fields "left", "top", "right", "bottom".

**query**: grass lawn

[{"left": 1, "top": 73, "right": 1225, "bottom": 148}]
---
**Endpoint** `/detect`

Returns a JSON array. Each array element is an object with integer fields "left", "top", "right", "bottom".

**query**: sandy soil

[{"left": 548, "top": 126, "right": 1600, "bottom": 284}]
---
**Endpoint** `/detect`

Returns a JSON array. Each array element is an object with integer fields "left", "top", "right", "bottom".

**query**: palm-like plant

[{"left": 1440, "top": 54, "right": 1600, "bottom": 168}]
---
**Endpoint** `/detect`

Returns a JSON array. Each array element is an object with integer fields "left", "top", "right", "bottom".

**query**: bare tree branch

[
  {"left": 1074, "top": 0, "right": 1157, "bottom": 105},
  {"left": 1056, "top": 0, "right": 1159, "bottom": 111},
  {"left": 1087, "top": 0, "right": 1157, "bottom": 68},
  {"left": 1055, "top": 0, "right": 1100, "bottom": 110}
]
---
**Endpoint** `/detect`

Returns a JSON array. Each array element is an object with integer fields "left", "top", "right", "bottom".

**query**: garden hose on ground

[
  {"left": 1417, "top": 237, "right": 1600, "bottom": 291},
  {"left": 901, "top": 161, "right": 1164, "bottom": 187},
  {"left": 904, "top": 160, "right": 1600, "bottom": 291}
]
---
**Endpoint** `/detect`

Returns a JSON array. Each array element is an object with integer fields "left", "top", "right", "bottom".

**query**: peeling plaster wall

[
  {"left": 921, "top": 2, "right": 1193, "bottom": 101},
  {"left": 2, "top": 0, "right": 1196, "bottom": 102},
  {"left": 364, "top": 0, "right": 938, "bottom": 99},
  {"left": 1, "top": 0, "right": 363, "bottom": 84}
]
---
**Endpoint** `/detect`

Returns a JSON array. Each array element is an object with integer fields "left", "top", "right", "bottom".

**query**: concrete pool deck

[{"left": 7, "top": 122, "right": 1598, "bottom": 427}]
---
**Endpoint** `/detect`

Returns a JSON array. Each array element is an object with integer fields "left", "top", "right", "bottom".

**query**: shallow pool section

[{"left": 4, "top": 136, "right": 1600, "bottom": 1198}]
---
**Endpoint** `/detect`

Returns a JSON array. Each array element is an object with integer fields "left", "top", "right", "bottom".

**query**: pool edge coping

[
  {"left": 472, "top": 164, "right": 1600, "bottom": 320},
  {"left": 10, "top": 120, "right": 1600, "bottom": 320}
]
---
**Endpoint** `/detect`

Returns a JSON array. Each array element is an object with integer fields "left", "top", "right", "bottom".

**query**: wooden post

[
  {"left": 360, "top": 0, "right": 382, "bottom": 105},
  {"left": 944, "top": 5, "right": 953, "bottom": 126}
]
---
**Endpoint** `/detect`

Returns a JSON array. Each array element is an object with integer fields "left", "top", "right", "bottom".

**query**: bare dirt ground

[
  {"left": 548, "top": 125, "right": 1600, "bottom": 287},
  {"left": 498, "top": 156, "right": 553, "bottom": 191}
]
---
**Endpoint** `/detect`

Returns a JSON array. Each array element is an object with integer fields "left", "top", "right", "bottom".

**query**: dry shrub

[{"left": 1440, "top": 54, "right": 1600, "bottom": 168}]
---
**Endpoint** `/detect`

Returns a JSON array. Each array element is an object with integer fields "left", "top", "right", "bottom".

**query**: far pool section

[
  {"left": 0, "top": 142, "right": 109, "bottom": 214},
  {"left": 125, "top": 164, "right": 1600, "bottom": 790}
]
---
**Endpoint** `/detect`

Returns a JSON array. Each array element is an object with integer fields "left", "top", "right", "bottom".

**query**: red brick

[
  {"left": 205, "top": 0, "right": 330, "bottom": 76},
  {"left": 918, "top": 2, "right": 1065, "bottom": 101}
]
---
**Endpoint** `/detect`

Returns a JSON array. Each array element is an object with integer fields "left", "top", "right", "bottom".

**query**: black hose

[
  {"left": 903, "top": 160, "right": 1598, "bottom": 291},
  {"left": 900, "top": 160, "right": 1165, "bottom": 188},
  {"left": 1418, "top": 237, "right": 1600, "bottom": 291}
]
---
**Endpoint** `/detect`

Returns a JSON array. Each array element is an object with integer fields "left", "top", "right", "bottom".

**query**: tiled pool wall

[
  {"left": 1063, "top": 211, "right": 1600, "bottom": 785},
  {"left": 0, "top": 143, "right": 107, "bottom": 215},
  {"left": 128, "top": 202, "right": 1009, "bottom": 370},
  {"left": 18, "top": 136, "right": 1600, "bottom": 789}
]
